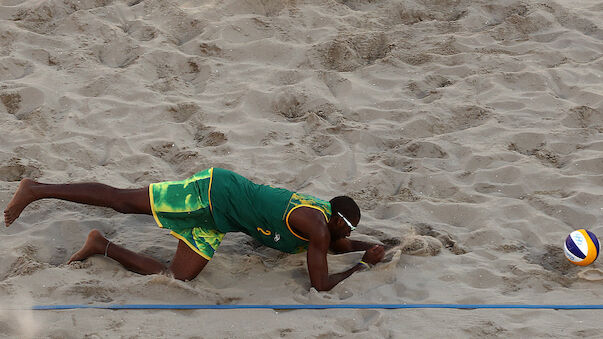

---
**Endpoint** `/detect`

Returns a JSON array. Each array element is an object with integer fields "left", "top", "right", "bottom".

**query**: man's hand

[{"left": 362, "top": 245, "right": 385, "bottom": 265}]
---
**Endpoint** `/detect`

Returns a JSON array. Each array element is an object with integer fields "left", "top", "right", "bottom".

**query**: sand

[{"left": 0, "top": 0, "right": 602, "bottom": 337}]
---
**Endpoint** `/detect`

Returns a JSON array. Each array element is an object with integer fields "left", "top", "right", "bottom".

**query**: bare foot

[
  {"left": 4, "top": 178, "right": 37, "bottom": 227},
  {"left": 68, "top": 229, "right": 108, "bottom": 263}
]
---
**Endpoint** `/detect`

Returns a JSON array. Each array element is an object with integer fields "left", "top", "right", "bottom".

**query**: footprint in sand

[
  {"left": 138, "top": 52, "right": 210, "bottom": 94},
  {"left": 126, "top": 21, "right": 158, "bottom": 42},
  {"left": 407, "top": 74, "right": 453, "bottom": 101},
  {"left": 168, "top": 102, "right": 200, "bottom": 123},
  {"left": 320, "top": 32, "right": 391, "bottom": 72},
  {"left": 561, "top": 106, "right": 602, "bottom": 129},
  {"left": 150, "top": 3, "right": 205, "bottom": 45},
  {"left": 0, "top": 57, "right": 33, "bottom": 81},
  {"left": 0, "top": 159, "right": 42, "bottom": 182},
  {"left": 404, "top": 141, "right": 447, "bottom": 159},
  {"left": 271, "top": 89, "right": 306, "bottom": 120},
  {"left": 578, "top": 269, "right": 603, "bottom": 281},
  {"left": 1, "top": 86, "right": 44, "bottom": 118},
  {"left": 94, "top": 40, "right": 141, "bottom": 68},
  {"left": 508, "top": 132, "right": 565, "bottom": 168}
]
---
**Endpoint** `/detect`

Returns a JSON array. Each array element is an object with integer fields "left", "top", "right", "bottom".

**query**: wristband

[{"left": 359, "top": 260, "right": 371, "bottom": 270}]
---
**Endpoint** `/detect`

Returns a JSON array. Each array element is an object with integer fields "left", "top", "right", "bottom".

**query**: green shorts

[{"left": 149, "top": 168, "right": 224, "bottom": 260}]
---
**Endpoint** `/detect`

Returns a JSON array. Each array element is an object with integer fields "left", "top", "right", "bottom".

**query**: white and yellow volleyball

[{"left": 564, "top": 229, "right": 600, "bottom": 266}]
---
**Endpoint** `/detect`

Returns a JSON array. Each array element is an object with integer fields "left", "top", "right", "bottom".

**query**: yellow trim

[
  {"left": 149, "top": 184, "right": 164, "bottom": 229},
  {"left": 285, "top": 205, "right": 329, "bottom": 241},
  {"left": 169, "top": 231, "right": 212, "bottom": 260},
  {"left": 208, "top": 168, "right": 214, "bottom": 213},
  {"left": 282, "top": 195, "right": 295, "bottom": 220},
  {"left": 578, "top": 229, "right": 597, "bottom": 266},
  {"left": 257, "top": 227, "right": 271, "bottom": 236}
]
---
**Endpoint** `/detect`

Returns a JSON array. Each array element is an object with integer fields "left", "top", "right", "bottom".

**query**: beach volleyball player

[{"left": 3, "top": 168, "right": 385, "bottom": 291}]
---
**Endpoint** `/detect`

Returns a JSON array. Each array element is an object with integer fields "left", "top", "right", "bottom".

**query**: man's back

[{"left": 210, "top": 168, "right": 332, "bottom": 253}]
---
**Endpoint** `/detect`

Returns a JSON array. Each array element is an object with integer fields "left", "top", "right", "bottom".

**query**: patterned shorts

[{"left": 149, "top": 168, "right": 224, "bottom": 260}]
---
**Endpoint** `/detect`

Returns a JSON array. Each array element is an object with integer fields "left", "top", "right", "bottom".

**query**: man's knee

[
  {"left": 169, "top": 258, "right": 207, "bottom": 281},
  {"left": 169, "top": 240, "right": 208, "bottom": 281},
  {"left": 170, "top": 268, "right": 202, "bottom": 281}
]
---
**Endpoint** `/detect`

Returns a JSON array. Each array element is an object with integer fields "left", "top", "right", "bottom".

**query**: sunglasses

[{"left": 337, "top": 212, "right": 356, "bottom": 231}]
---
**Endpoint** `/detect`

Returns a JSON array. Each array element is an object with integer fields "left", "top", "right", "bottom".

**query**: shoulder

[{"left": 288, "top": 206, "right": 329, "bottom": 240}]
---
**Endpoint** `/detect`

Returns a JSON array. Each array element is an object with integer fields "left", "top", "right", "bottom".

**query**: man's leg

[
  {"left": 69, "top": 229, "right": 208, "bottom": 280},
  {"left": 168, "top": 239, "right": 209, "bottom": 281},
  {"left": 4, "top": 178, "right": 151, "bottom": 226}
]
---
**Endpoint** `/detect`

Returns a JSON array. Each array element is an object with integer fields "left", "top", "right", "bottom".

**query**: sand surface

[{"left": 1, "top": 0, "right": 602, "bottom": 337}]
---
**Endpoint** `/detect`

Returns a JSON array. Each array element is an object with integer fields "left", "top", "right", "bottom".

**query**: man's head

[{"left": 328, "top": 196, "right": 360, "bottom": 239}]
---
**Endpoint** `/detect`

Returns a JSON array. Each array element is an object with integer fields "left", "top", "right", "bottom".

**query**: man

[{"left": 4, "top": 167, "right": 385, "bottom": 291}]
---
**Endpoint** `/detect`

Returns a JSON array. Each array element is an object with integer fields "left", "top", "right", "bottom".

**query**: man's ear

[{"left": 333, "top": 216, "right": 342, "bottom": 228}]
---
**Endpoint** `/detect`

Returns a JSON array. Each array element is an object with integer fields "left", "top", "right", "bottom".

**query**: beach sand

[{"left": 1, "top": 0, "right": 602, "bottom": 337}]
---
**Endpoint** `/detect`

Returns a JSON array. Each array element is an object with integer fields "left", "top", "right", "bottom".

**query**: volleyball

[{"left": 564, "top": 229, "right": 599, "bottom": 266}]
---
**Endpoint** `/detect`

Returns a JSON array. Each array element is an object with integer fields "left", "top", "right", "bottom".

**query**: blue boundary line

[{"left": 22, "top": 304, "right": 603, "bottom": 310}]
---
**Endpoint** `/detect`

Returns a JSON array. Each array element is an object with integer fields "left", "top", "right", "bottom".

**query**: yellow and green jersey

[
  {"left": 149, "top": 168, "right": 332, "bottom": 256},
  {"left": 210, "top": 168, "right": 332, "bottom": 253}
]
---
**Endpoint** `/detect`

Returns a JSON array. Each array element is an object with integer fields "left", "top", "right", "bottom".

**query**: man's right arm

[{"left": 306, "top": 233, "right": 366, "bottom": 291}]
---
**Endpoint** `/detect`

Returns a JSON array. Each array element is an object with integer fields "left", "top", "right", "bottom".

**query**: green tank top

[{"left": 209, "top": 168, "right": 331, "bottom": 253}]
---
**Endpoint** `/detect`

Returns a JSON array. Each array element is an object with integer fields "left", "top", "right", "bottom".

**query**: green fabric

[
  {"left": 149, "top": 168, "right": 332, "bottom": 256},
  {"left": 210, "top": 168, "right": 332, "bottom": 253},
  {"left": 149, "top": 168, "right": 224, "bottom": 260}
]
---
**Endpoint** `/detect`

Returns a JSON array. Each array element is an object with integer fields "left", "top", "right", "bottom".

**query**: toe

[{"left": 67, "top": 253, "right": 79, "bottom": 264}]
